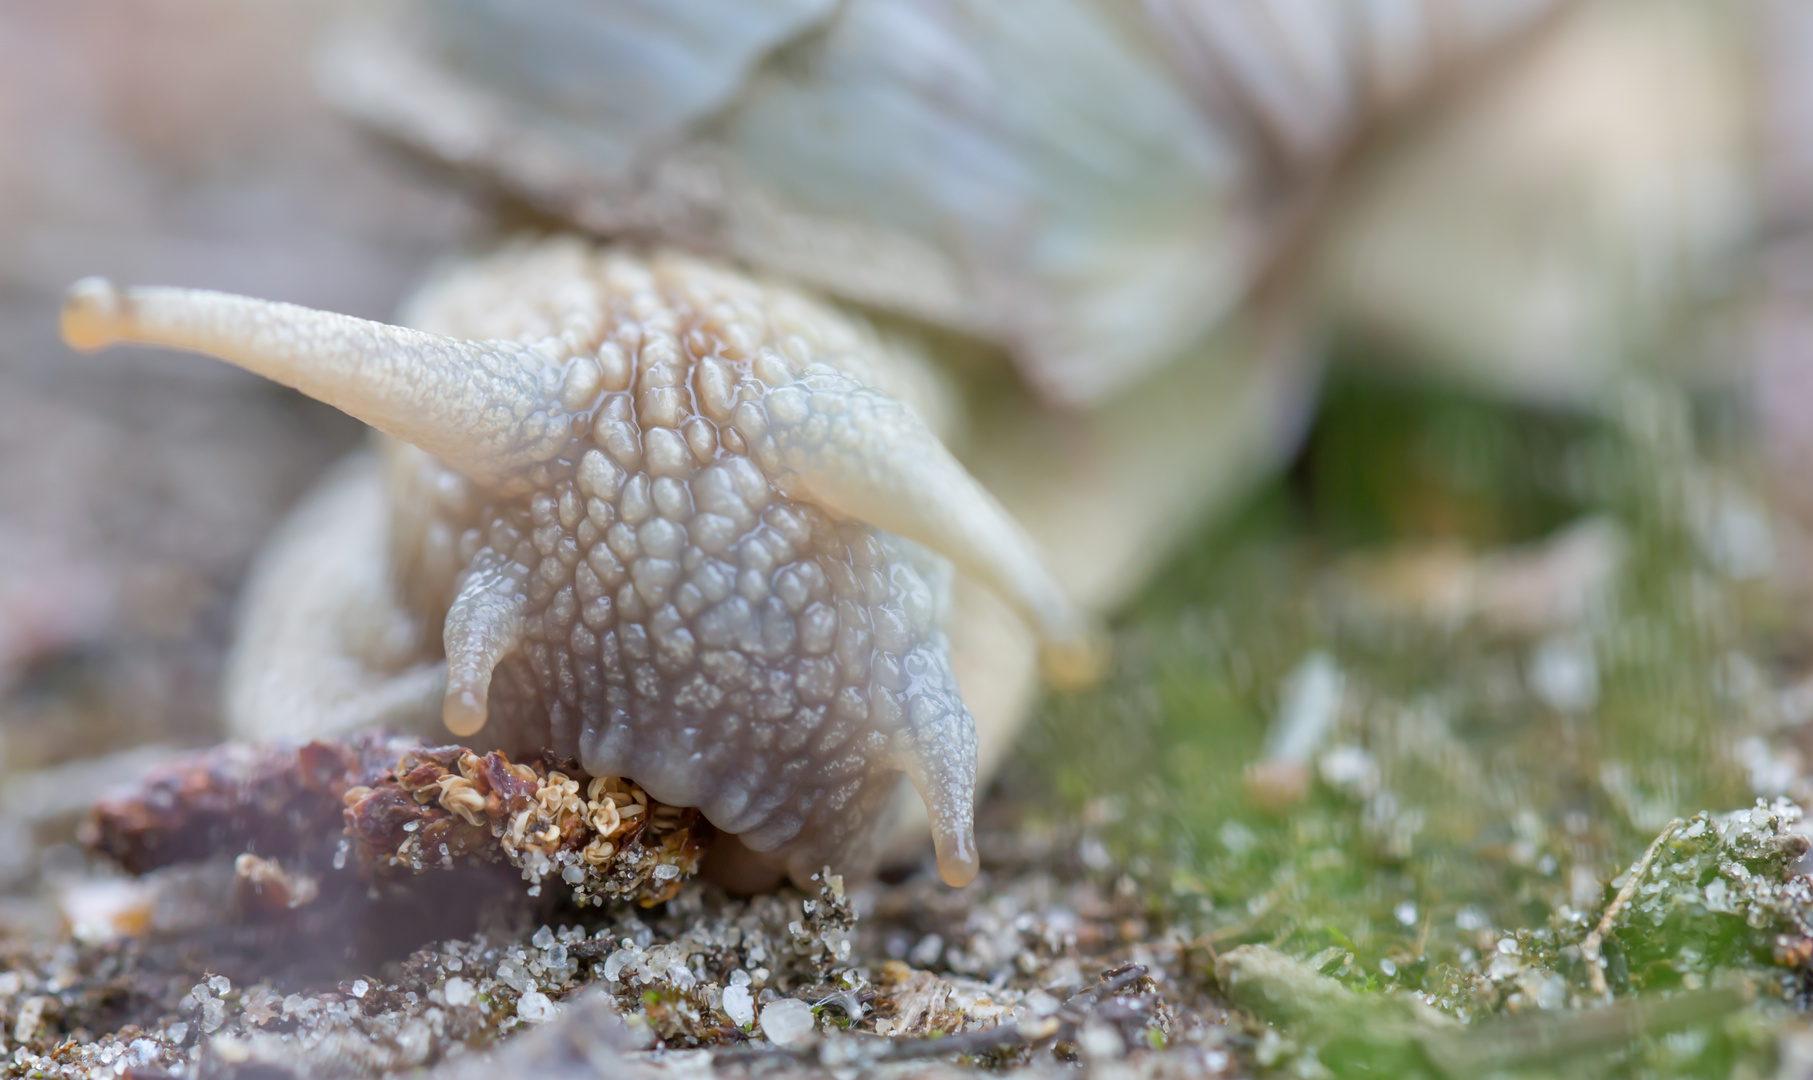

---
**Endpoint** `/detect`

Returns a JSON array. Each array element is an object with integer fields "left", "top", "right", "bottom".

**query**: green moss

[
  {"left": 1299, "top": 367, "right": 1600, "bottom": 548},
  {"left": 1010, "top": 369, "right": 1809, "bottom": 1076}
]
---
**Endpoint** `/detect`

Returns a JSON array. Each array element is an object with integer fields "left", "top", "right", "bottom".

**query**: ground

[{"left": 6, "top": 366, "right": 1813, "bottom": 1079}]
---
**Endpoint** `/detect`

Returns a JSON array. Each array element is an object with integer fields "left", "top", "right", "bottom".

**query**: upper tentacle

[
  {"left": 59, "top": 277, "right": 590, "bottom": 488},
  {"left": 734, "top": 368, "right": 1103, "bottom": 685}
]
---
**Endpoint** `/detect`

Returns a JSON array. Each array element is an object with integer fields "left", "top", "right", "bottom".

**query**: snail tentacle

[
  {"left": 441, "top": 550, "right": 532, "bottom": 737},
  {"left": 60, "top": 278, "right": 576, "bottom": 487},
  {"left": 740, "top": 369, "right": 1103, "bottom": 687}
]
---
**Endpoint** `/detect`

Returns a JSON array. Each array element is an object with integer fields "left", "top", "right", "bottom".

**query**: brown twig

[
  {"left": 1581, "top": 818, "right": 1682, "bottom": 997},
  {"left": 82, "top": 735, "right": 709, "bottom": 907}
]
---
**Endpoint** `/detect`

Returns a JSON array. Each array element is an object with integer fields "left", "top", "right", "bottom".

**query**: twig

[
  {"left": 1055, "top": 962, "right": 1148, "bottom": 1013},
  {"left": 872, "top": 1016, "right": 1062, "bottom": 1062},
  {"left": 1420, "top": 984, "right": 1748, "bottom": 1075},
  {"left": 1581, "top": 818, "right": 1681, "bottom": 997},
  {"left": 710, "top": 963, "right": 1150, "bottom": 1067}
]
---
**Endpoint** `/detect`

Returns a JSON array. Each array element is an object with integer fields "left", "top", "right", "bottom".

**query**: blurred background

[
  {"left": 5, "top": 0, "right": 1813, "bottom": 1074},
  {"left": 0, "top": 0, "right": 469, "bottom": 826}
]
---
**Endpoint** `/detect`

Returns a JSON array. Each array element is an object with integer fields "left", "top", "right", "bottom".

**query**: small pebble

[
  {"left": 443, "top": 978, "right": 474, "bottom": 1007},
  {"left": 760, "top": 998, "right": 816, "bottom": 1047},
  {"left": 603, "top": 949, "right": 636, "bottom": 982},
  {"left": 211, "top": 1035, "right": 250, "bottom": 1064},
  {"left": 722, "top": 985, "right": 755, "bottom": 1028},
  {"left": 517, "top": 990, "right": 559, "bottom": 1023},
  {"left": 1078, "top": 1021, "right": 1125, "bottom": 1061}
]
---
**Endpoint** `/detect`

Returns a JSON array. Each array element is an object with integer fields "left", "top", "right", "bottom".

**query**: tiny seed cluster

[{"left": 340, "top": 745, "right": 708, "bottom": 907}]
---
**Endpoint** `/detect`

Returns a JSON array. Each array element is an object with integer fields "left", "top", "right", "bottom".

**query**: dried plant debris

[
  {"left": 82, "top": 734, "right": 710, "bottom": 907},
  {"left": 80, "top": 736, "right": 401, "bottom": 876},
  {"left": 343, "top": 744, "right": 710, "bottom": 907}
]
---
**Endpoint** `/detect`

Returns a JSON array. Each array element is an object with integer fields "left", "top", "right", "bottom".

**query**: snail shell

[
  {"left": 319, "top": 0, "right": 1561, "bottom": 406},
  {"left": 60, "top": 240, "right": 1096, "bottom": 888}
]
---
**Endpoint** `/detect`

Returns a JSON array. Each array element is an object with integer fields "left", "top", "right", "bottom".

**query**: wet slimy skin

[{"left": 59, "top": 241, "right": 1094, "bottom": 888}]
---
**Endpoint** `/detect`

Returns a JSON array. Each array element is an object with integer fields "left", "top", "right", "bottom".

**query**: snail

[
  {"left": 52, "top": 0, "right": 1750, "bottom": 886},
  {"left": 59, "top": 242, "right": 1097, "bottom": 889}
]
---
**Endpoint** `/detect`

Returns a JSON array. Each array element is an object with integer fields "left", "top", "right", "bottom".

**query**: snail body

[{"left": 62, "top": 241, "right": 1095, "bottom": 888}]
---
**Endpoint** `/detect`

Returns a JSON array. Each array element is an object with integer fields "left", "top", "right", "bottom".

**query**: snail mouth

[{"left": 700, "top": 833, "right": 789, "bottom": 894}]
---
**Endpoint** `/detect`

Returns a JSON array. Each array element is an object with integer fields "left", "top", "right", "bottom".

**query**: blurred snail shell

[{"left": 319, "top": 0, "right": 1563, "bottom": 406}]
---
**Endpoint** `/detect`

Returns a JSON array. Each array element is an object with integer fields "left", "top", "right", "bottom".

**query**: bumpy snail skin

[{"left": 60, "top": 241, "right": 1090, "bottom": 887}]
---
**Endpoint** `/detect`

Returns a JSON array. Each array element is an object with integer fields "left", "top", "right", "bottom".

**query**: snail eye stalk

[{"left": 60, "top": 277, "right": 576, "bottom": 487}]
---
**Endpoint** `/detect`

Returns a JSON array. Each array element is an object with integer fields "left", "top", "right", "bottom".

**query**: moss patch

[{"left": 1011, "top": 368, "right": 1813, "bottom": 1077}]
